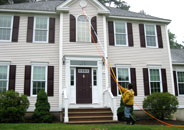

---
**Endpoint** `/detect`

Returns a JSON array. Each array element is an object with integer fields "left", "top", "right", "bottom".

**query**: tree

[
  {"left": 98, "top": 0, "right": 130, "bottom": 10},
  {"left": 169, "top": 30, "right": 184, "bottom": 49},
  {"left": 0, "top": 0, "right": 28, "bottom": 5}
]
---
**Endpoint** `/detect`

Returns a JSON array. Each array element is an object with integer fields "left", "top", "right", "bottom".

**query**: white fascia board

[
  {"left": 108, "top": 16, "right": 171, "bottom": 24},
  {"left": 172, "top": 63, "right": 184, "bottom": 65},
  {"left": 0, "top": 9, "right": 56, "bottom": 14}
]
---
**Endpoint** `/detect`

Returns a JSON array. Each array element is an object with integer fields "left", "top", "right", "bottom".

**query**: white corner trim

[
  {"left": 0, "top": 9, "right": 56, "bottom": 14},
  {"left": 108, "top": 16, "right": 171, "bottom": 24}
]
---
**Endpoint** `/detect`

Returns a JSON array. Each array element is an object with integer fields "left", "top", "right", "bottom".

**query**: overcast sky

[{"left": 127, "top": 0, "right": 184, "bottom": 44}]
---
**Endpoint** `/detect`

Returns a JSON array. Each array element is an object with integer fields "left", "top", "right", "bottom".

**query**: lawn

[{"left": 0, "top": 123, "right": 183, "bottom": 130}]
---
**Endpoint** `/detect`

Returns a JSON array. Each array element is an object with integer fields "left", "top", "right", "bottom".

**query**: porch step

[{"left": 64, "top": 108, "right": 118, "bottom": 124}]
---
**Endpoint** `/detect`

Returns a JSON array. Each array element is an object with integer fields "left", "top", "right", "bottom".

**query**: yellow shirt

[{"left": 120, "top": 86, "right": 134, "bottom": 106}]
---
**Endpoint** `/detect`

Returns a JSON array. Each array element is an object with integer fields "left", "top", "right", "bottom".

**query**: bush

[
  {"left": 32, "top": 89, "right": 52, "bottom": 123},
  {"left": 143, "top": 92, "right": 179, "bottom": 120},
  {"left": 117, "top": 98, "right": 126, "bottom": 121},
  {"left": 0, "top": 90, "right": 29, "bottom": 123}
]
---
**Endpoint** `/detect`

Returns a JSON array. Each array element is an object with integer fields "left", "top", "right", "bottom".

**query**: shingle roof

[
  {"left": 171, "top": 49, "right": 184, "bottom": 64},
  {"left": 0, "top": 0, "right": 170, "bottom": 22}
]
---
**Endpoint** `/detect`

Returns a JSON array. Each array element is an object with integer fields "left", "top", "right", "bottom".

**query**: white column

[{"left": 59, "top": 13, "right": 63, "bottom": 110}]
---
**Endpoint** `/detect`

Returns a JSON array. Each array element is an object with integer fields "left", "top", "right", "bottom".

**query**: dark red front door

[{"left": 76, "top": 68, "right": 92, "bottom": 104}]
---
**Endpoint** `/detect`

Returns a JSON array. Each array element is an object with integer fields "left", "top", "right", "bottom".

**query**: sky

[{"left": 127, "top": 0, "right": 184, "bottom": 44}]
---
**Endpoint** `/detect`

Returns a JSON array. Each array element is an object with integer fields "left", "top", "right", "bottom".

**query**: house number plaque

[{"left": 78, "top": 69, "right": 89, "bottom": 74}]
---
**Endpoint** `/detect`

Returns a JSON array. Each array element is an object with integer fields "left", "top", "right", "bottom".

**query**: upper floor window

[
  {"left": 77, "top": 15, "right": 90, "bottom": 42},
  {"left": 0, "top": 65, "right": 9, "bottom": 92},
  {"left": 177, "top": 71, "right": 184, "bottom": 95},
  {"left": 117, "top": 67, "right": 130, "bottom": 95},
  {"left": 31, "top": 65, "right": 47, "bottom": 96},
  {"left": 114, "top": 21, "right": 128, "bottom": 46},
  {"left": 34, "top": 17, "right": 49, "bottom": 43},
  {"left": 145, "top": 25, "right": 157, "bottom": 47},
  {"left": 149, "top": 68, "right": 161, "bottom": 93},
  {"left": 0, "top": 16, "right": 13, "bottom": 42}
]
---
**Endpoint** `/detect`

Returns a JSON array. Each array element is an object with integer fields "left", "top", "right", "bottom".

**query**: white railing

[
  {"left": 103, "top": 90, "right": 118, "bottom": 120},
  {"left": 63, "top": 88, "right": 69, "bottom": 123}
]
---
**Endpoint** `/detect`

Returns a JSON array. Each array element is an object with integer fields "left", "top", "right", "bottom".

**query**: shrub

[
  {"left": 143, "top": 92, "right": 179, "bottom": 120},
  {"left": 0, "top": 90, "right": 29, "bottom": 123},
  {"left": 32, "top": 89, "right": 52, "bottom": 123},
  {"left": 117, "top": 98, "right": 126, "bottom": 121}
]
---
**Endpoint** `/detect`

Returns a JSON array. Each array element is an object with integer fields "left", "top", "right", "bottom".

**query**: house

[{"left": 0, "top": 0, "right": 183, "bottom": 123}]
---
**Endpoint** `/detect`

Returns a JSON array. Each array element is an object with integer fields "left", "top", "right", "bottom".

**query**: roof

[
  {"left": 0, "top": 0, "right": 170, "bottom": 22},
  {"left": 171, "top": 49, "right": 184, "bottom": 64}
]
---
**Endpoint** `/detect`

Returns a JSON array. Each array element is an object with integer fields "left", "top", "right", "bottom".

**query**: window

[
  {"left": 114, "top": 21, "right": 128, "bottom": 46},
  {"left": 71, "top": 60, "right": 97, "bottom": 66},
  {"left": 77, "top": 15, "right": 90, "bottom": 42},
  {"left": 177, "top": 71, "right": 184, "bottom": 95},
  {"left": 0, "top": 65, "right": 9, "bottom": 92},
  {"left": 70, "top": 69, "right": 75, "bottom": 86},
  {"left": 34, "top": 17, "right": 49, "bottom": 43},
  {"left": 0, "top": 15, "right": 13, "bottom": 42},
  {"left": 117, "top": 68, "right": 130, "bottom": 95},
  {"left": 149, "top": 69, "right": 161, "bottom": 93},
  {"left": 145, "top": 24, "right": 157, "bottom": 47},
  {"left": 93, "top": 69, "right": 97, "bottom": 86},
  {"left": 31, "top": 65, "right": 47, "bottom": 95}
]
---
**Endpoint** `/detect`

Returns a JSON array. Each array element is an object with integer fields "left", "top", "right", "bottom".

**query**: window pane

[
  {"left": 150, "top": 69, "right": 160, "bottom": 81},
  {"left": 0, "top": 28, "right": 11, "bottom": 41},
  {"left": 0, "top": 81, "right": 7, "bottom": 92},
  {"left": 178, "top": 83, "right": 184, "bottom": 94},
  {"left": 93, "top": 70, "right": 97, "bottom": 86},
  {"left": 116, "top": 34, "right": 126, "bottom": 45},
  {"left": 70, "top": 69, "right": 74, "bottom": 86},
  {"left": 118, "top": 68, "right": 129, "bottom": 81},
  {"left": 0, "top": 66, "right": 8, "bottom": 80},
  {"left": 0, "top": 16, "right": 12, "bottom": 28},
  {"left": 71, "top": 61, "right": 97, "bottom": 66},
  {"left": 151, "top": 82, "right": 160, "bottom": 93},
  {"left": 35, "top": 17, "right": 48, "bottom": 29},
  {"left": 115, "top": 21, "right": 126, "bottom": 33},
  {"left": 146, "top": 36, "right": 156, "bottom": 47},
  {"left": 35, "top": 30, "right": 47, "bottom": 42},
  {"left": 33, "top": 81, "right": 45, "bottom": 95},
  {"left": 145, "top": 25, "right": 155, "bottom": 35},
  {"left": 177, "top": 72, "right": 184, "bottom": 82},
  {"left": 33, "top": 66, "right": 46, "bottom": 80}
]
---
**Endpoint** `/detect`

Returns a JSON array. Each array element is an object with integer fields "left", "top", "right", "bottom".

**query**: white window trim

[
  {"left": 92, "top": 68, "right": 97, "bottom": 87},
  {"left": 144, "top": 24, "right": 158, "bottom": 48},
  {"left": 0, "top": 15, "right": 14, "bottom": 42},
  {"left": 116, "top": 67, "right": 131, "bottom": 96},
  {"left": 31, "top": 64, "right": 48, "bottom": 96},
  {"left": 0, "top": 64, "right": 9, "bottom": 92},
  {"left": 176, "top": 71, "right": 184, "bottom": 96},
  {"left": 76, "top": 15, "right": 91, "bottom": 43},
  {"left": 33, "top": 16, "right": 49, "bottom": 43},
  {"left": 148, "top": 68, "right": 163, "bottom": 94},
  {"left": 114, "top": 20, "right": 128, "bottom": 46}
]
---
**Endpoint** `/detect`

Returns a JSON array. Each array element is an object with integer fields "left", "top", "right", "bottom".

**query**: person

[{"left": 119, "top": 83, "right": 136, "bottom": 125}]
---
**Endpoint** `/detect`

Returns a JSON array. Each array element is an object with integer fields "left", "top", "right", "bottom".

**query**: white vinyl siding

[
  {"left": 0, "top": 15, "right": 13, "bottom": 42},
  {"left": 0, "top": 65, "right": 9, "bottom": 92},
  {"left": 31, "top": 65, "right": 48, "bottom": 96},
  {"left": 77, "top": 15, "right": 90, "bottom": 42},
  {"left": 33, "top": 17, "right": 49, "bottom": 43},
  {"left": 149, "top": 68, "right": 162, "bottom": 93},
  {"left": 177, "top": 71, "right": 184, "bottom": 95},
  {"left": 145, "top": 24, "right": 157, "bottom": 48},
  {"left": 114, "top": 21, "right": 128, "bottom": 46},
  {"left": 117, "top": 67, "right": 130, "bottom": 95}
]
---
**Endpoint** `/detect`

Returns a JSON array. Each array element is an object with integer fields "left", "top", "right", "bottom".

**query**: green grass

[{"left": 0, "top": 123, "right": 183, "bottom": 130}]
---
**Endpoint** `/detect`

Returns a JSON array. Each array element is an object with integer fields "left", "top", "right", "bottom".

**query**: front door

[{"left": 76, "top": 67, "right": 92, "bottom": 104}]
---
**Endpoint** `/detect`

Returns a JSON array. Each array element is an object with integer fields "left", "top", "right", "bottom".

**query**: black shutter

[
  {"left": 91, "top": 16, "right": 97, "bottom": 43},
  {"left": 9, "top": 65, "right": 16, "bottom": 91},
  {"left": 143, "top": 68, "right": 150, "bottom": 95},
  {"left": 49, "top": 18, "right": 55, "bottom": 43},
  {"left": 47, "top": 66, "right": 54, "bottom": 96},
  {"left": 139, "top": 24, "right": 146, "bottom": 47},
  {"left": 70, "top": 14, "right": 76, "bottom": 42},
  {"left": 24, "top": 65, "right": 31, "bottom": 96},
  {"left": 108, "top": 21, "right": 115, "bottom": 46},
  {"left": 157, "top": 25, "right": 163, "bottom": 48},
  {"left": 127, "top": 23, "right": 134, "bottom": 47},
  {"left": 27, "top": 17, "right": 34, "bottom": 43},
  {"left": 131, "top": 68, "right": 137, "bottom": 96},
  {"left": 173, "top": 71, "right": 178, "bottom": 96},
  {"left": 161, "top": 69, "right": 168, "bottom": 92},
  {"left": 111, "top": 67, "right": 117, "bottom": 96},
  {"left": 12, "top": 16, "right": 20, "bottom": 42}
]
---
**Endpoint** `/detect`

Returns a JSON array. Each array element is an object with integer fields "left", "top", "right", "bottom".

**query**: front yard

[{"left": 0, "top": 123, "right": 183, "bottom": 130}]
